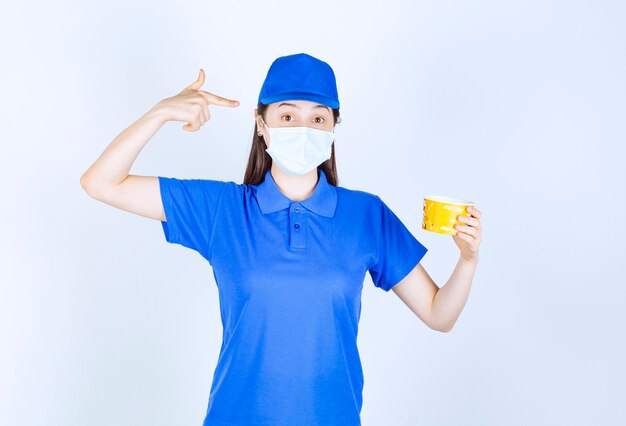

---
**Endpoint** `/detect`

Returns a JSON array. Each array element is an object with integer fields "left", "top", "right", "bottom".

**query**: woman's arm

[
  {"left": 392, "top": 256, "right": 478, "bottom": 332},
  {"left": 392, "top": 206, "right": 482, "bottom": 332},
  {"left": 79, "top": 69, "right": 239, "bottom": 221},
  {"left": 79, "top": 105, "right": 166, "bottom": 193},
  {"left": 79, "top": 105, "right": 169, "bottom": 221},
  {"left": 429, "top": 257, "right": 478, "bottom": 332}
]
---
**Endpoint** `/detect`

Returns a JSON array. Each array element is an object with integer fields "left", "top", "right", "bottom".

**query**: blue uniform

[{"left": 158, "top": 168, "right": 428, "bottom": 426}]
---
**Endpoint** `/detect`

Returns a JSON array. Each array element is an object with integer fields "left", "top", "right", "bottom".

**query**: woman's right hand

[{"left": 154, "top": 68, "right": 240, "bottom": 131}]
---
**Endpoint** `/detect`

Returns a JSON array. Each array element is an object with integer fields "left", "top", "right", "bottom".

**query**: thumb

[{"left": 184, "top": 68, "right": 205, "bottom": 92}]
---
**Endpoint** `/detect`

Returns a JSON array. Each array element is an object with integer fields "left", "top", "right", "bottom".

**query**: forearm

[
  {"left": 80, "top": 102, "right": 167, "bottom": 191},
  {"left": 430, "top": 256, "right": 478, "bottom": 332}
]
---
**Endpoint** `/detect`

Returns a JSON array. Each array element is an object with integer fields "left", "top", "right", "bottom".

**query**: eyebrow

[{"left": 276, "top": 102, "right": 330, "bottom": 112}]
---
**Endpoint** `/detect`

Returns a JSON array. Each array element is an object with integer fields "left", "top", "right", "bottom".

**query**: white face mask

[{"left": 261, "top": 119, "right": 335, "bottom": 176}]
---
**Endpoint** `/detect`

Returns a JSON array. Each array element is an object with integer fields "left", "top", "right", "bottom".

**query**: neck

[{"left": 270, "top": 165, "right": 318, "bottom": 202}]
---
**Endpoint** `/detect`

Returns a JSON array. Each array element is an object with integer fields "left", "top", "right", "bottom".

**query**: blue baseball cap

[{"left": 257, "top": 52, "right": 340, "bottom": 109}]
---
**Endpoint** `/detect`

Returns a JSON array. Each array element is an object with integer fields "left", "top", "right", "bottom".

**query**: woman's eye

[{"left": 281, "top": 115, "right": 325, "bottom": 124}]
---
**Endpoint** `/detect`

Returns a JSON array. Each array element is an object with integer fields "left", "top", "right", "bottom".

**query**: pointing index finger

[{"left": 198, "top": 90, "right": 240, "bottom": 107}]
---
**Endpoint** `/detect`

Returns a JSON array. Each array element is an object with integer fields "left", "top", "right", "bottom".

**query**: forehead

[{"left": 269, "top": 100, "right": 331, "bottom": 112}]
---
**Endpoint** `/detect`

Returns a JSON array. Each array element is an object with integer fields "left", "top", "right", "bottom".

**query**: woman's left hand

[{"left": 452, "top": 205, "right": 482, "bottom": 263}]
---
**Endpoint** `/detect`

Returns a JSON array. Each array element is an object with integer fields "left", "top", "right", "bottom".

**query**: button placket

[{"left": 289, "top": 203, "right": 307, "bottom": 250}]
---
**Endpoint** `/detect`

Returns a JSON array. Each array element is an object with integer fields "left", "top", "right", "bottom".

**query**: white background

[{"left": 1, "top": 1, "right": 625, "bottom": 425}]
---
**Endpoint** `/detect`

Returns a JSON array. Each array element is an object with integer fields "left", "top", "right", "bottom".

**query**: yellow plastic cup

[{"left": 422, "top": 195, "right": 476, "bottom": 236}]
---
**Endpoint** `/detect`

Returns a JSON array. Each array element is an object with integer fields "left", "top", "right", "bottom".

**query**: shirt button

[
  {"left": 294, "top": 208, "right": 300, "bottom": 213},
  {"left": 294, "top": 223, "right": 300, "bottom": 230}
]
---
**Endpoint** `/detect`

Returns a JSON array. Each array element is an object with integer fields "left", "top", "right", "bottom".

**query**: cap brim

[{"left": 258, "top": 92, "right": 339, "bottom": 109}]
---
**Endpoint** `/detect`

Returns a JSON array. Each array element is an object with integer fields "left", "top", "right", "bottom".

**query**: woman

[{"left": 80, "top": 52, "right": 482, "bottom": 426}]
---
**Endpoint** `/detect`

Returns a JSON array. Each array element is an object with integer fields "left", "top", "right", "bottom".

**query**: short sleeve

[
  {"left": 158, "top": 176, "right": 228, "bottom": 258},
  {"left": 368, "top": 196, "right": 429, "bottom": 292}
]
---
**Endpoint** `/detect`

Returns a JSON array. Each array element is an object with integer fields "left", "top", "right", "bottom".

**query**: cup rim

[{"left": 424, "top": 195, "right": 475, "bottom": 205}]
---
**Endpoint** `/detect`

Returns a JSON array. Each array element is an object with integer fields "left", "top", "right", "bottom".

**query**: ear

[
  {"left": 254, "top": 109, "right": 263, "bottom": 129},
  {"left": 254, "top": 110, "right": 269, "bottom": 147}
]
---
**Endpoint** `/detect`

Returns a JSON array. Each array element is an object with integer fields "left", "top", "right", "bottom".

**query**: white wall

[{"left": 1, "top": 0, "right": 624, "bottom": 425}]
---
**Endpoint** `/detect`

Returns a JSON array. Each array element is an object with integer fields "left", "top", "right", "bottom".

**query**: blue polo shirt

[{"left": 158, "top": 168, "right": 428, "bottom": 426}]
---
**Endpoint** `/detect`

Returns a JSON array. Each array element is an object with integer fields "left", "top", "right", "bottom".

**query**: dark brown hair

[{"left": 242, "top": 102, "right": 342, "bottom": 186}]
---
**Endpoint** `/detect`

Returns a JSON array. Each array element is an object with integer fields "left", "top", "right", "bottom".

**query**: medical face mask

[{"left": 261, "top": 119, "right": 335, "bottom": 176}]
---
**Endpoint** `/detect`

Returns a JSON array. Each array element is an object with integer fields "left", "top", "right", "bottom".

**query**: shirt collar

[{"left": 255, "top": 168, "right": 337, "bottom": 217}]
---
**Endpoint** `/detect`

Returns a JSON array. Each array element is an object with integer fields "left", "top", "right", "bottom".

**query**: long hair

[{"left": 242, "top": 102, "right": 342, "bottom": 186}]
